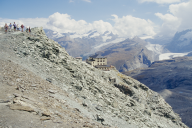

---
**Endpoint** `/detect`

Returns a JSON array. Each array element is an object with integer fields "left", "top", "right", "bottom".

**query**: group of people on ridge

[{"left": 4, "top": 22, "right": 31, "bottom": 33}]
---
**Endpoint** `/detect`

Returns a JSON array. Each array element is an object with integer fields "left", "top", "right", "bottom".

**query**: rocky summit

[{"left": 0, "top": 27, "right": 188, "bottom": 128}]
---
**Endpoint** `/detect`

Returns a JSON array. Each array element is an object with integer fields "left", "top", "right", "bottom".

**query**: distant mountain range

[
  {"left": 44, "top": 29, "right": 121, "bottom": 58},
  {"left": 44, "top": 28, "right": 192, "bottom": 72},
  {"left": 165, "top": 29, "right": 192, "bottom": 53},
  {"left": 44, "top": 29, "right": 164, "bottom": 71},
  {"left": 95, "top": 37, "right": 157, "bottom": 72}
]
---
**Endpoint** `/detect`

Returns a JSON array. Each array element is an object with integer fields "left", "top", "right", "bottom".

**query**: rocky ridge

[{"left": 0, "top": 27, "right": 188, "bottom": 128}]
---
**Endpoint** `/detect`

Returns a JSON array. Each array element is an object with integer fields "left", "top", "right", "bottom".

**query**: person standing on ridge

[
  {"left": 9, "top": 23, "right": 12, "bottom": 32},
  {"left": 17, "top": 24, "right": 19, "bottom": 31},
  {"left": 4, "top": 23, "right": 8, "bottom": 33},
  {"left": 21, "top": 24, "right": 24, "bottom": 32},
  {"left": 29, "top": 27, "right": 31, "bottom": 33},
  {"left": 13, "top": 22, "right": 17, "bottom": 31},
  {"left": 26, "top": 26, "right": 29, "bottom": 33}
]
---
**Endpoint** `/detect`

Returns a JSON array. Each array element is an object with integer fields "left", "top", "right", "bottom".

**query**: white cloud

[
  {"left": 155, "top": 13, "right": 181, "bottom": 36},
  {"left": 155, "top": 0, "right": 192, "bottom": 37},
  {"left": 0, "top": 12, "right": 156, "bottom": 39},
  {"left": 138, "top": 0, "right": 181, "bottom": 4},
  {"left": 112, "top": 14, "right": 156, "bottom": 38},
  {"left": 92, "top": 20, "right": 113, "bottom": 34},
  {"left": 82, "top": 0, "right": 91, "bottom": 2},
  {"left": 47, "top": 12, "right": 156, "bottom": 38},
  {"left": 47, "top": 12, "right": 112, "bottom": 35},
  {"left": 169, "top": 0, "right": 192, "bottom": 31}
]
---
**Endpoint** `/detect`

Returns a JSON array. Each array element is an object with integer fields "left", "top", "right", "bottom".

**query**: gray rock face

[
  {"left": 124, "top": 57, "right": 192, "bottom": 127},
  {"left": 0, "top": 27, "right": 188, "bottom": 128},
  {"left": 119, "top": 48, "right": 154, "bottom": 72}
]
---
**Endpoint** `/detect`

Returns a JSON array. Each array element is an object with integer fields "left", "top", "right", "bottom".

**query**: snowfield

[
  {"left": 52, "top": 31, "right": 65, "bottom": 38},
  {"left": 145, "top": 42, "right": 191, "bottom": 61},
  {"left": 139, "top": 36, "right": 154, "bottom": 40},
  {"left": 94, "top": 38, "right": 125, "bottom": 50},
  {"left": 159, "top": 52, "right": 189, "bottom": 60},
  {"left": 145, "top": 43, "right": 165, "bottom": 55}
]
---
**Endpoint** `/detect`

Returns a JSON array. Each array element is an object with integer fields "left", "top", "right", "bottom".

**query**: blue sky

[
  {"left": 0, "top": 0, "right": 168, "bottom": 23},
  {"left": 0, "top": 0, "right": 192, "bottom": 38}
]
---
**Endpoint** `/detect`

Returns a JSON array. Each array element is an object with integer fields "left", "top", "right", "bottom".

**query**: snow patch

[
  {"left": 70, "top": 31, "right": 96, "bottom": 39},
  {"left": 51, "top": 31, "right": 65, "bottom": 38},
  {"left": 159, "top": 52, "right": 189, "bottom": 60},
  {"left": 146, "top": 43, "right": 191, "bottom": 61},
  {"left": 94, "top": 38, "right": 125, "bottom": 50},
  {"left": 145, "top": 43, "right": 164, "bottom": 55},
  {"left": 139, "top": 36, "right": 154, "bottom": 40},
  {"left": 89, "top": 32, "right": 100, "bottom": 38},
  {"left": 102, "top": 35, "right": 112, "bottom": 42},
  {"left": 70, "top": 33, "right": 89, "bottom": 39}
]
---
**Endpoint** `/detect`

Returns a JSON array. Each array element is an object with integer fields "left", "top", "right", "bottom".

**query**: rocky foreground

[
  {"left": 0, "top": 28, "right": 188, "bottom": 128},
  {"left": 124, "top": 57, "right": 192, "bottom": 127}
]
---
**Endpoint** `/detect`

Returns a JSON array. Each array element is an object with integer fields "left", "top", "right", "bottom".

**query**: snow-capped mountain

[
  {"left": 44, "top": 28, "right": 192, "bottom": 72},
  {"left": 144, "top": 29, "right": 192, "bottom": 61},
  {"left": 166, "top": 29, "right": 192, "bottom": 53},
  {"left": 44, "top": 29, "right": 122, "bottom": 57},
  {"left": 145, "top": 43, "right": 167, "bottom": 60},
  {"left": 44, "top": 29, "right": 118, "bottom": 42},
  {"left": 92, "top": 37, "right": 157, "bottom": 72},
  {"left": 44, "top": 29, "right": 66, "bottom": 40},
  {"left": 69, "top": 30, "right": 117, "bottom": 42}
]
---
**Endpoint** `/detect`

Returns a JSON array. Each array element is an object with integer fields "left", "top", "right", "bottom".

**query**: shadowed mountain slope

[{"left": 124, "top": 57, "right": 192, "bottom": 127}]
